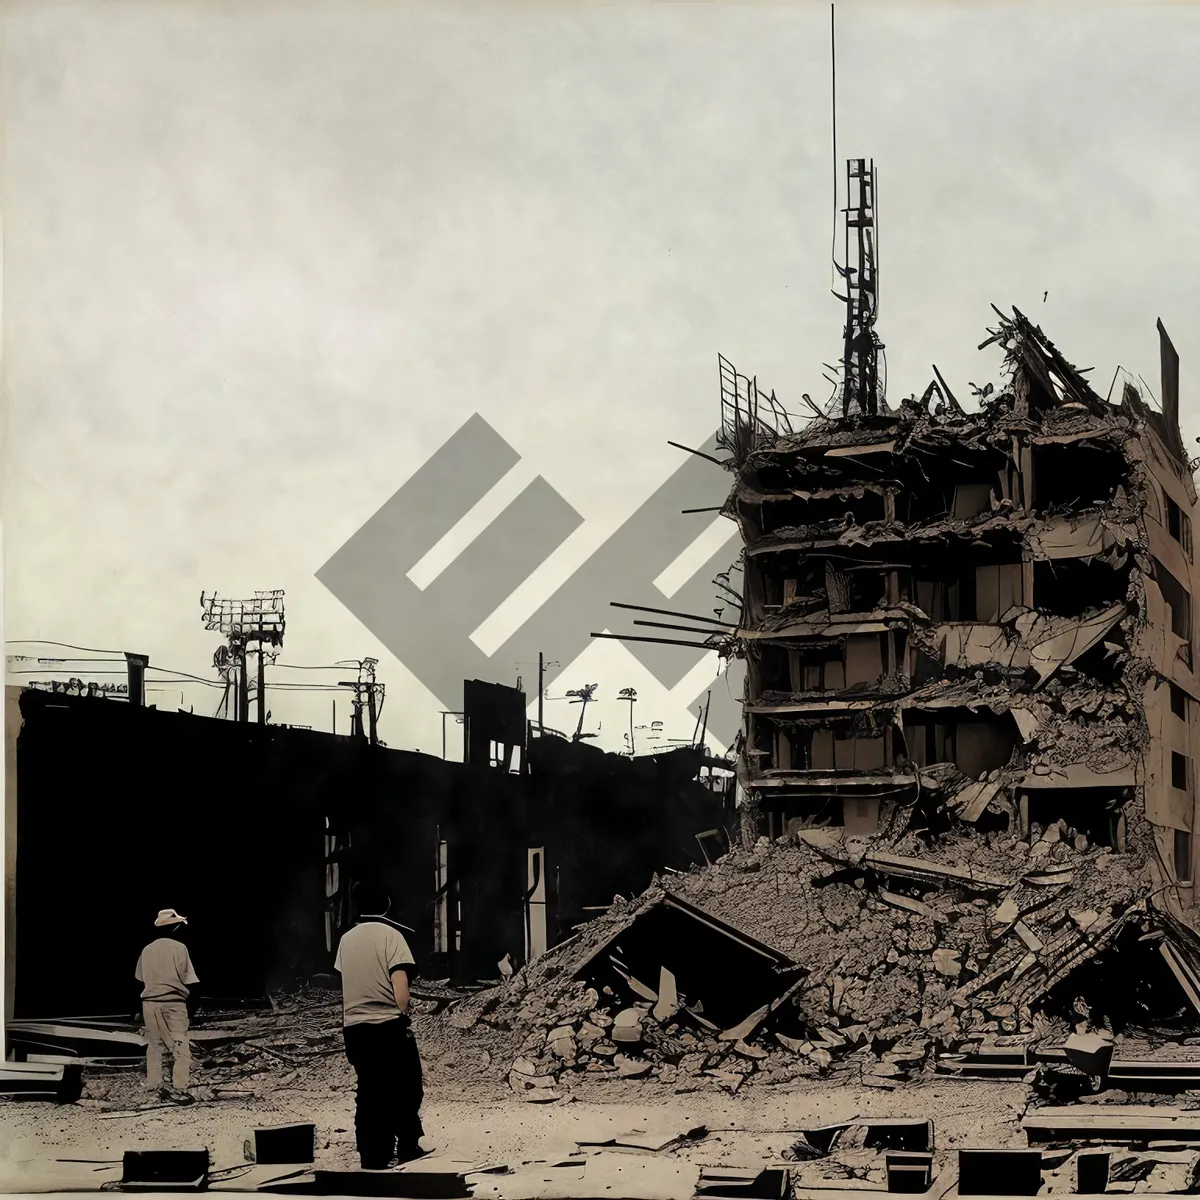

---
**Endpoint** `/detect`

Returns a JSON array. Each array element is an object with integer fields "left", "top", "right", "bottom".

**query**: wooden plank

[{"left": 864, "top": 852, "right": 1010, "bottom": 890}]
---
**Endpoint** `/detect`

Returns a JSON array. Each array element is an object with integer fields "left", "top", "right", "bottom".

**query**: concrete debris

[
  {"left": 652, "top": 968, "right": 681, "bottom": 1024},
  {"left": 1023, "top": 1104, "right": 1200, "bottom": 1144},
  {"left": 700, "top": 306, "right": 1200, "bottom": 1074},
  {"left": 441, "top": 799, "right": 1181, "bottom": 1093},
  {"left": 0, "top": 1061, "right": 84, "bottom": 1104},
  {"left": 612, "top": 1010, "right": 644, "bottom": 1046},
  {"left": 614, "top": 1054, "right": 652, "bottom": 1079},
  {"left": 1062, "top": 1031, "right": 1114, "bottom": 1078}
]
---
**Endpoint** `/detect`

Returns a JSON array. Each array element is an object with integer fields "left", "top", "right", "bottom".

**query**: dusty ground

[
  {"left": 0, "top": 996, "right": 1036, "bottom": 1195},
  {"left": 3, "top": 988, "right": 1193, "bottom": 1196},
  {"left": 0, "top": 1072, "right": 1033, "bottom": 1195}
]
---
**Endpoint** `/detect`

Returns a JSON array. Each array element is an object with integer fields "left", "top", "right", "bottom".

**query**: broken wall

[
  {"left": 11, "top": 688, "right": 730, "bottom": 1012},
  {"left": 13, "top": 689, "right": 331, "bottom": 1017},
  {"left": 1130, "top": 422, "right": 1200, "bottom": 903},
  {"left": 527, "top": 737, "right": 732, "bottom": 947},
  {"left": 725, "top": 312, "right": 1200, "bottom": 904}
]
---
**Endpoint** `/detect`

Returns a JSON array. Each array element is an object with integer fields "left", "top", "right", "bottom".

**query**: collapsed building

[
  {"left": 707, "top": 164, "right": 1200, "bottom": 1022},
  {"left": 718, "top": 300, "right": 1200, "bottom": 961},
  {"left": 464, "top": 302, "right": 1200, "bottom": 1095},
  {"left": 725, "top": 305, "right": 1195, "bottom": 873},
  {"left": 480, "top": 161, "right": 1200, "bottom": 1095}
]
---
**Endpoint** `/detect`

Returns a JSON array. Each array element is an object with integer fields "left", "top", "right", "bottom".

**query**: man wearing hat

[
  {"left": 135, "top": 908, "right": 200, "bottom": 1103},
  {"left": 334, "top": 884, "right": 425, "bottom": 1170}
]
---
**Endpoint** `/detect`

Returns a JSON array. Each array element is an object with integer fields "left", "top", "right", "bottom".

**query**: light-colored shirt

[
  {"left": 334, "top": 921, "right": 416, "bottom": 1027},
  {"left": 135, "top": 937, "right": 199, "bottom": 1003}
]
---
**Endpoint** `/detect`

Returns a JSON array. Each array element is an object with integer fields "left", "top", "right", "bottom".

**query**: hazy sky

[{"left": 4, "top": 0, "right": 1200, "bottom": 756}]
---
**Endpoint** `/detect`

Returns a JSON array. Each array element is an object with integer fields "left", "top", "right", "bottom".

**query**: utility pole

[
  {"left": 236, "top": 636, "right": 249, "bottom": 724},
  {"left": 619, "top": 687, "right": 638, "bottom": 756},
  {"left": 339, "top": 658, "right": 382, "bottom": 746},
  {"left": 538, "top": 652, "right": 544, "bottom": 734},
  {"left": 200, "top": 591, "right": 286, "bottom": 725},
  {"left": 257, "top": 618, "right": 267, "bottom": 724},
  {"left": 840, "top": 158, "right": 882, "bottom": 417},
  {"left": 366, "top": 679, "right": 379, "bottom": 745}
]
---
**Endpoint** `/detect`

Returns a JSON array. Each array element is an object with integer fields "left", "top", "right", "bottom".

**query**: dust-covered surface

[
  {"left": 2, "top": 972, "right": 1200, "bottom": 1195},
  {"left": 443, "top": 819, "right": 1167, "bottom": 1102},
  {"left": 0, "top": 1025, "right": 1035, "bottom": 1197}
]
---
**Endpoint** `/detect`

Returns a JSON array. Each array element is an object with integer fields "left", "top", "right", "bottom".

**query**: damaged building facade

[
  {"left": 550, "top": 161, "right": 1200, "bottom": 1060},
  {"left": 6, "top": 677, "right": 732, "bottom": 1018},
  {"left": 725, "top": 306, "right": 1197, "bottom": 890},
  {"left": 718, "top": 300, "right": 1200, "bottom": 1001}
]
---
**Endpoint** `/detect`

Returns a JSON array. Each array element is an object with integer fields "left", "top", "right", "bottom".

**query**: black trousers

[{"left": 342, "top": 1017, "right": 425, "bottom": 1169}]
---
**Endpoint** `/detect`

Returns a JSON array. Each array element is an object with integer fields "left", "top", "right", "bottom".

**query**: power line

[
  {"left": 145, "top": 664, "right": 230, "bottom": 688},
  {"left": 6, "top": 656, "right": 126, "bottom": 664},
  {"left": 6, "top": 639, "right": 125, "bottom": 655},
  {"left": 7, "top": 669, "right": 128, "bottom": 676},
  {"left": 264, "top": 686, "right": 348, "bottom": 696},
  {"left": 7, "top": 668, "right": 226, "bottom": 688}
]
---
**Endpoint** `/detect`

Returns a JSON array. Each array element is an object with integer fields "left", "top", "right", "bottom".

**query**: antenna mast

[{"left": 841, "top": 159, "right": 881, "bottom": 417}]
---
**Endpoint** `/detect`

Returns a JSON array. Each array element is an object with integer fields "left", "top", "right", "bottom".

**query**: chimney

[
  {"left": 124, "top": 653, "right": 148, "bottom": 707},
  {"left": 1158, "top": 317, "right": 1182, "bottom": 457}
]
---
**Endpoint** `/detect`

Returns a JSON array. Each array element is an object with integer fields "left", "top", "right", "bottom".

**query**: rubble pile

[
  {"left": 671, "top": 826, "right": 1151, "bottom": 1040},
  {"left": 444, "top": 814, "right": 1157, "bottom": 1098}
]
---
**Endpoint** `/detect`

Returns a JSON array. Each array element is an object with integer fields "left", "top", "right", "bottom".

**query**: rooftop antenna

[
  {"left": 839, "top": 159, "right": 881, "bottom": 418},
  {"left": 829, "top": 6, "right": 883, "bottom": 418}
]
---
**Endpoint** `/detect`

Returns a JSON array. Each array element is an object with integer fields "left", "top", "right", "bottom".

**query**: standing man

[
  {"left": 334, "top": 884, "right": 425, "bottom": 1171},
  {"left": 135, "top": 908, "right": 199, "bottom": 1105}
]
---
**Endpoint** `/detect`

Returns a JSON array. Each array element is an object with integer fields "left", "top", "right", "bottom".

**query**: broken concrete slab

[
  {"left": 0, "top": 1061, "right": 83, "bottom": 1104},
  {"left": 614, "top": 1054, "right": 652, "bottom": 1079},
  {"left": 652, "top": 968, "right": 680, "bottom": 1023},
  {"left": 1063, "top": 1032, "right": 1115, "bottom": 1078},
  {"left": 121, "top": 1149, "right": 210, "bottom": 1192},
  {"left": 1023, "top": 1106, "right": 1200, "bottom": 1144},
  {"left": 611, "top": 1009, "right": 644, "bottom": 1045}
]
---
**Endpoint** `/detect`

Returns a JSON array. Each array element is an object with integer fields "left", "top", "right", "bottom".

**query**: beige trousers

[{"left": 142, "top": 1001, "right": 191, "bottom": 1091}]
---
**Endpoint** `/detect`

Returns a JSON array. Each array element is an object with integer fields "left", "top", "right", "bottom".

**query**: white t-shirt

[
  {"left": 334, "top": 921, "right": 416, "bottom": 1027},
  {"left": 135, "top": 937, "right": 199, "bottom": 1003}
]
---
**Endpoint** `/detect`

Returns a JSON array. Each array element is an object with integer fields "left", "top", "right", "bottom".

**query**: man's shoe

[
  {"left": 157, "top": 1087, "right": 172, "bottom": 1101},
  {"left": 171, "top": 1091, "right": 196, "bottom": 1106}
]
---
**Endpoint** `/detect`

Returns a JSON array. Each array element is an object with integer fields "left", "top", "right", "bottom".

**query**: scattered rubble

[{"left": 433, "top": 800, "right": 1192, "bottom": 1098}]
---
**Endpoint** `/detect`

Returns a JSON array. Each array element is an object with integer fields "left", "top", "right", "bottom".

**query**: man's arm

[
  {"left": 386, "top": 929, "right": 415, "bottom": 1015},
  {"left": 390, "top": 966, "right": 411, "bottom": 1014}
]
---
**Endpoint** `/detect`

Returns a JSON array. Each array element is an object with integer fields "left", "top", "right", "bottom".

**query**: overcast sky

[{"left": 4, "top": 0, "right": 1200, "bottom": 756}]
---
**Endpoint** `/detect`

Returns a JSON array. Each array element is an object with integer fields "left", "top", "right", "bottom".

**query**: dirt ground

[{"left": 0, "top": 1001, "right": 1035, "bottom": 1196}]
